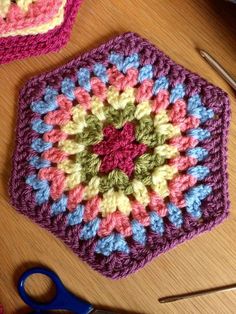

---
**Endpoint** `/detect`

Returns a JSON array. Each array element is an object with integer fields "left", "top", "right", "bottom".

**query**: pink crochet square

[
  {"left": 0, "top": 0, "right": 64, "bottom": 35},
  {"left": 0, "top": 0, "right": 83, "bottom": 64}
]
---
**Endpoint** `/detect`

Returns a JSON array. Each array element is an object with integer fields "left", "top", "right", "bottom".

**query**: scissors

[{"left": 18, "top": 267, "right": 118, "bottom": 314}]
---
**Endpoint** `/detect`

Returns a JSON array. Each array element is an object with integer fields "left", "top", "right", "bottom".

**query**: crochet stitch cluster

[{"left": 10, "top": 33, "right": 230, "bottom": 278}]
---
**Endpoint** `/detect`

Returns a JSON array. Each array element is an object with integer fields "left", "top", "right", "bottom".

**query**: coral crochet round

[{"left": 9, "top": 33, "right": 230, "bottom": 279}]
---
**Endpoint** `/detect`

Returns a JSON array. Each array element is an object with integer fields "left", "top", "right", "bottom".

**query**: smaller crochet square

[
  {"left": 0, "top": 0, "right": 83, "bottom": 64},
  {"left": 9, "top": 33, "right": 230, "bottom": 279},
  {"left": 0, "top": 0, "right": 65, "bottom": 37}
]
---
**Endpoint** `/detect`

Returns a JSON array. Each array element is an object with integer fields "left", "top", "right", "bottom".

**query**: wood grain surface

[{"left": 0, "top": 1, "right": 235, "bottom": 313}]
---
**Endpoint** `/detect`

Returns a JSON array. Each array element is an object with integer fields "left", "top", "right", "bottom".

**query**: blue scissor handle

[{"left": 18, "top": 267, "right": 93, "bottom": 314}]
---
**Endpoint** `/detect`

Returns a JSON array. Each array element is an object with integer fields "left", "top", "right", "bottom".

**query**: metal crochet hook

[
  {"left": 200, "top": 50, "right": 236, "bottom": 91},
  {"left": 159, "top": 283, "right": 236, "bottom": 303}
]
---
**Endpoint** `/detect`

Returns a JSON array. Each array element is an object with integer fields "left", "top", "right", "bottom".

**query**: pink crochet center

[
  {"left": 93, "top": 122, "right": 147, "bottom": 177},
  {"left": 0, "top": 0, "right": 63, "bottom": 34}
]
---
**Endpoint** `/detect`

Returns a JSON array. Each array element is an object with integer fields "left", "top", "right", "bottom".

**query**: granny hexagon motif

[{"left": 9, "top": 33, "right": 230, "bottom": 279}]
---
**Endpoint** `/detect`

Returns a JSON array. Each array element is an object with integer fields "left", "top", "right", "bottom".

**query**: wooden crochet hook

[{"left": 159, "top": 283, "right": 236, "bottom": 303}]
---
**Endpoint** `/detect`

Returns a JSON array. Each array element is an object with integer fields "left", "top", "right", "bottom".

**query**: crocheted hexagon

[
  {"left": 0, "top": 0, "right": 83, "bottom": 64},
  {"left": 10, "top": 33, "right": 230, "bottom": 279}
]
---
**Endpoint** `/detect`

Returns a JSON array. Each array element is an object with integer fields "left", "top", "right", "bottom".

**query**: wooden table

[{"left": 0, "top": 1, "right": 235, "bottom": 313}]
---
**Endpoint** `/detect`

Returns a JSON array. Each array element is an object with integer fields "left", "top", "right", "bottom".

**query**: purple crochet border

[
  {"left": 9, "top": 32, "right": 230, "bottom": 279},
  {"left": 0, "top": 0, "right": 83, "bottom": 64}
]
